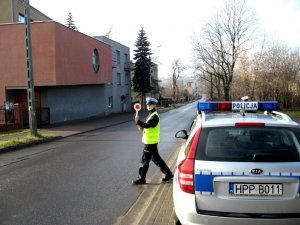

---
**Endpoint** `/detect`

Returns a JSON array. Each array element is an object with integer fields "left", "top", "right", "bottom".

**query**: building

[
  {"left": 94, "top": 36, "right": 131, "bottom": 113},
  {"left": 0, "top": 1, "right": 132, "bottom": 127},
  {"left": 0, "top": 0, "right": 51, "bottom": 23},
  {"left": 0, "top": 21, "right": 113, "bottom": 124},
  {"left": 186, "top": 81, "right": 200, "bottom": 100},
  {"left": 149, "top": 63, "right": 160, "bottom": 100},
  {"left": 159, "top": 77, "right": 200, "bottom": 105}
]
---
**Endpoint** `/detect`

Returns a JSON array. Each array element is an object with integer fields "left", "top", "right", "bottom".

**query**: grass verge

[
  {"left": 285, "top": 111, "right": 300, "bottom": 119},
  {"left": 0, "top": 133, "right": 60, "bottom": 151},
  {"left": 0, "top": 129, "right": 30, "bottom": 137}
]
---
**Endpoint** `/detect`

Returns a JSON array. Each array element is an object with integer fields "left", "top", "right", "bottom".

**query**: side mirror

[{"left": 175, "top": 130, "right": 188, "bottom": 139}]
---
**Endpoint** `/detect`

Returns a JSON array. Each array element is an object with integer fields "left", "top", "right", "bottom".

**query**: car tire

[
  {"left": 173, "top": 209, "right": 181, "bottom": 225},
  {"left": 174, "top": 219, "right": 181, "bottom": 225}
]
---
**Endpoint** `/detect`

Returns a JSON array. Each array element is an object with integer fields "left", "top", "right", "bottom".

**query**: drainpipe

[{"left": 11, "top": 0, "right": 15, "bottom": 22}]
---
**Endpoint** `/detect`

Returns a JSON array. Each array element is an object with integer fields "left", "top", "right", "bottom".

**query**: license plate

[{"left": 229, "top": 183, "right": 283, "bottom": 196}]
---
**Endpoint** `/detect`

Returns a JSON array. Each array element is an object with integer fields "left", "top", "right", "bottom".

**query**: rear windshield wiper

[{"left": 252, "top": 153, "right": 300, "bottom": 162}]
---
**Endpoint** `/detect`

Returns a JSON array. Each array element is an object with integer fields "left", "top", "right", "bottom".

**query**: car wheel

[
  {"left": 173, "top": 209, "right": 181, "bottom": 225},
  {"left": 174, "top": 219, "right": 181, "bottom": 225}
]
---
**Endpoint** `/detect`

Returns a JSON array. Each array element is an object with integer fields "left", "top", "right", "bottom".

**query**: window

[
  {"left": 109, "top": 96, "right": 113, "bottom": 108},
  {"left": 92, "top": 49, "right": 100, "bottom": 73},
  {"left": 117, "top": 50, "right": 120, "bottom": 64},
  {"left": 18, "top": 14, "right": 25, "bottom": 23},
  {"left": 125, "top": 71, "right": 129, "bottom": 85},
  {"left": 117, "top": 73, "right": 121, "bottom": 85},
  {"left": 197, "top": 127, "right": 300, "bottom": 162},
  {"left": 124, "top": 53, "right": 129, "bottom": 68}
]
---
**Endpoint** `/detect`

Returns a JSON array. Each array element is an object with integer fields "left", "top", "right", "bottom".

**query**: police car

[{"left": 173, "top": 100, "right": 300, "bottom": 225}]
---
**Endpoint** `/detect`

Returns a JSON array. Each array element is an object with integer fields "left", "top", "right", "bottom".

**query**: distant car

[{"left": 173, "top": 100, "right": 300, "bottom": 225}]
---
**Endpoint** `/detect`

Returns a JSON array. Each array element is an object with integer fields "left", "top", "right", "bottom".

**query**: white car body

[{"left": 173, "top": 101, "right": 300, "bottom": 225}]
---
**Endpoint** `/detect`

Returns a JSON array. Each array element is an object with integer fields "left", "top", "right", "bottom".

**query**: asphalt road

[{"left": 0, "top": 102, "right": 197, "bottom": 225}]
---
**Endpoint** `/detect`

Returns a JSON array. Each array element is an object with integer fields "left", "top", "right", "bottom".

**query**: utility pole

[
  {"left": 24, "top": 0, "right": 38, "bottom": 136},
  {"left": 172, "top": 71, "right": 176, "bottom": 108}
]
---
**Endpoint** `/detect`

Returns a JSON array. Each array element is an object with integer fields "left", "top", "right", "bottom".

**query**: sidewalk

[
  {"left": 113, "top": 147, "right": 178, "bottom": 225},
  {"left": 0, "top": 109, "right": 177, "bottom": 225},
  {"left": 0, "top": 107, "right": 171, "bottom": 142},
  {"left": 0, "top": 112, "right": 138, "bottom": 153}
]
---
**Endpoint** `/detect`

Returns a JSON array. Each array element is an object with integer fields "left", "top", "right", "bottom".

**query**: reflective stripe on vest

[{"left": 142, "top": 111, "right": 160, "bottom": 144}]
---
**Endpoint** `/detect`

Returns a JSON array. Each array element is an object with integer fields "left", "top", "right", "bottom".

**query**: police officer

[{"left": 132, "top": 97, "right": 173, "bottom": 185}]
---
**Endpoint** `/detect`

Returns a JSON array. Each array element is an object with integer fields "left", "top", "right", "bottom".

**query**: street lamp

[{"left": 24, "top": 0, "right": 38, "bottom": 136}]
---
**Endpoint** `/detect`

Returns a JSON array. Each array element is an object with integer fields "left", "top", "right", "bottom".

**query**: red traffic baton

[{"left": 134, "top": 103, "right": 141, "bottom": 116}]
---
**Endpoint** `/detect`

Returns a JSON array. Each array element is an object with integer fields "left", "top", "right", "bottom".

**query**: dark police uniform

[{"left": 133, "top": 103, "right": 173, "bottom": 185}]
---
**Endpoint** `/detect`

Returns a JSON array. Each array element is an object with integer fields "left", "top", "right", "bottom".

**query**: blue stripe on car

[{"left": 195, "top": 172, "right": 300, "bottom": 195}]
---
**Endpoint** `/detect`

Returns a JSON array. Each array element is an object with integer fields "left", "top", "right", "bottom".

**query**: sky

[{"left": 30, "top": 0, "right": 300, "bottom": 79}]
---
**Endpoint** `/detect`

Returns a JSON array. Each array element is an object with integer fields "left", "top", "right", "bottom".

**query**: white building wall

[
  {"left": 41, "top": 85, "right": 105, "bottom": 124},
  {"left": 94, "top": 36, "right": 132, "bottom": 113}
]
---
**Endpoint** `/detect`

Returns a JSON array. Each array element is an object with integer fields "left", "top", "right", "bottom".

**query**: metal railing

[
  {"left": 0, "top": 107, "right": 16, "bottom": 131},
  {"left": 0, "top": 106, "right": 50, "bottom": 131}
]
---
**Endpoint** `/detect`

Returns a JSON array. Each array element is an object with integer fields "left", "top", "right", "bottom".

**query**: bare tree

[
  {"left": 171, "top": 58, "right": 185, "bottom": 107},
  {"left": 226, "top": 43, "right": 300, "bottom": 109},
  {"left": 193, "top": 0, "right": 256, "bottom": 100},
  {"left": 231, "top": 36, "right": 266, "bottom": 101},
  {"left": 248, "top": 34, "right": 267, "bottom": 100},
  {"left": 105, "top": 25, "right": 113, "bottom": 38},
  {"left": 253, "top": 45, "right": 300, "bottom": 109},
  {"left": 194, "top": 61, "right": 223, "bottom": 100},
  {"left": 230, "top": 52, "right": 252, "bottom": 100}
]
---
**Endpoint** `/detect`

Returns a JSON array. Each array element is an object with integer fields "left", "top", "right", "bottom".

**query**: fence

[
  {"left": 0, "top": 106, "right": 50, "bottom": 132},
  {"left": 0, "top": 107, "right": 16, "bottom": 132}
]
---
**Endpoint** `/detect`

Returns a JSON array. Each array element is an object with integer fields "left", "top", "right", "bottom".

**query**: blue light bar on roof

[
  {"left": 257, "top": 102, "right": 279, "bottom": 111},
  {"left": 197, "top": 101, "right": 279, "bottom": 112}
]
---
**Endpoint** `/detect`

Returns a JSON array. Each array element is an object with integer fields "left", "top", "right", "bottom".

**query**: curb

[
  {"left": 139, "top": 148, "right": 178, "bottom": 225},
  {"left": 0, "top": 122, "right": 131, "bottom": 155}
]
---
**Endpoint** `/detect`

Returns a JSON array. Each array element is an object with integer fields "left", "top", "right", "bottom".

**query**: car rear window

[{"left": 196, "top": 127, "right": 300, "bottom": 162}]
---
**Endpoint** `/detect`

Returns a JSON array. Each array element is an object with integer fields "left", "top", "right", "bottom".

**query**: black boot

[
  {"left": 132, "top": 178, "right": 146, "bottom": 185},
  {"left": 162, "top": 173, "right": 173, "bottom": 182}
]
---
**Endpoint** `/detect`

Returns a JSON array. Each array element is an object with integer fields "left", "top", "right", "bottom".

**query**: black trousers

[{"left": 138, "top": 144, "right": 172, "bottom": 180}]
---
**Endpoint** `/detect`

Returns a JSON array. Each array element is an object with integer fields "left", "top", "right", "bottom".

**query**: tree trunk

[
  {"left": 224, "top": 85, "right": 230, "bottom": 101},
  {"left": 141, "top": 93, "right": 145, "bottom": 110}
]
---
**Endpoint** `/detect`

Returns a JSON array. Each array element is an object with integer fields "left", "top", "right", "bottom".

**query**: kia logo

[{"left": 250, "top": 168, "right": 263, "bottom": 175}]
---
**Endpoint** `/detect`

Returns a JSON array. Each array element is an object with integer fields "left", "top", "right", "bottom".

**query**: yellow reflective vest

[{"left": 142, "top": 111, "right": 160, "bottom": 144}]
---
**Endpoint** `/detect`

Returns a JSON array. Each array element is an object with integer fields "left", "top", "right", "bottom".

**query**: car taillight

[
  {"left": 178, "top": 129, "right": 201, "bottom": 194},
  {"left": 178, "top": 158, "right": 195, "bottom": 194}
]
